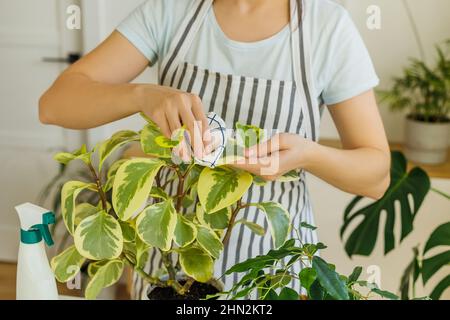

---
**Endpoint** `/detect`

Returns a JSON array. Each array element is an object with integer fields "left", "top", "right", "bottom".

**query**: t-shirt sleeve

[
  {"left": 320, "top": 8, "right": 379, "bottom": 105},
  {"left": 116, "top": 0, "right": 165, "bottom": 65}
]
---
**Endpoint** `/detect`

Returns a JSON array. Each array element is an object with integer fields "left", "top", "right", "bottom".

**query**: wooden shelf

[{"left": 319, "top": 139, "right": 450, "bottom": 179}]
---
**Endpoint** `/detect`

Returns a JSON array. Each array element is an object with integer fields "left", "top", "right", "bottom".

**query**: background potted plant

[
  {"left": 379, "top": 40, "right": 450, "bottom": 164},
  {"left": 49, "top": 115, "right": 296, "bottom": 300},
  {"left": 341, "top": 151, "right": 450, "bottom": 300}
]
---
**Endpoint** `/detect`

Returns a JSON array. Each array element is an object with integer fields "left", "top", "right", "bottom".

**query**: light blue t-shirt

[{"left": 117, "top": 0, "right": 379, "bottom": 105}]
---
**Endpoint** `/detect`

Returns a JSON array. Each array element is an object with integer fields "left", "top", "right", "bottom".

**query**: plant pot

[
  {"left": 404, "top": 117, "right": 450, "bottom": 165},
  {"left": 143, "top": 274, "right": 223, "bottom": 300}
]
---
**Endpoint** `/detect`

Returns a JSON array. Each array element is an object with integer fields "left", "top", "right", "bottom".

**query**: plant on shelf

[
  {"left": 50, "top": 114, "right": 299, "bottom": 300},
  {"left": 378, "top": 40, "right": 450, "bottom": 164},
  {"left": 341, "top": 151, "right": 450, "bottom": 300}
]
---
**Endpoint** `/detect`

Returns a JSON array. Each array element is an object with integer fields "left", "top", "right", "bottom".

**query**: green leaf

[
  {"left": 112, "top": 158, "right": 164, "bottom": 221},
  {"left": 51, "top": 245, "right": 85, "bottom": 282},
  {"left": 312, "top": 256, "right": 349, "bottom": 300},
  {"left": 278, "top": 170, "right": 300, "bottom": 182},
  {"left": 196, "top": 204, "right": 230, "bottom": 230},
  {"left": 136, "top": 199, "right": 177, "bottom": 251},
  {"left": 371, "top": 288, "right": 399, "bottom": 300},
  {"left": 300, "top": 222, "right": 317, "bottom": 231},
  {"left": 140, "top": 123, "right": 172, "bottom": 158},
  {"left": 179, "top": 247, "right": 214, "bottom": 283},
  {"left": 299, "top": 267, "right": 317, "bottom": 291},
  {"left": 424, "top": 222, "right": 450, "bottom": 254},
  {"left": 422, "top": 250, "right": 450, "bottom": 284},
  {"left": 341, "top": 151, "right": 430, "bottom": 256},
  {"left": 87, "top": 260, "right": 109, "bottom": 278},
  {"left": 136, "top": 236, "right": 151, "bottom": 269},
  {"left": 429, "top": 274, "right": 450, "bottom": 300},
  {"left": 174, "top": 214, "right": 197, "bottom": 247},
  {"left": 348, "top": 266, "right": 363, "bottom": 283},
  {"left": 74, "top": 211, "right": 123, "bottom": 260},
  {"left": 61, "top": 181, "right": 94, "bottom": 235},
  {"left": 198, "top": 167, "right": 252, "bottom": 213},
  {"left": 97, "top": 130, "right": 139, "bottom": 172},
  {"left": 278, "top": 287, "right": 299, "bottom": 300},
  {"left": 235, "top": 219, "right": 266, "bottom": 236},
  {"left": 256, "top": 202, "right": 291, "bottom": 248},
  {"left": 150, "top": 187, "right": 169, "bottom": 200},
  {"left": 74, "top": 203, "right": 99, "bottom": 226},
  {"left": 154, "top": 127, "right": 185, "bottom": 148},
  {"left": 235, "top": 123, "right": 264, "bottom": 148},
  {"left": 54, "top": 144, "right": 91, "bottom": 165},
  {"left": 196, "top": 225, "right": 224, "bottom": 259},
  {"left": 309, "top": 280, "right": 325, "bottom": 300},
  {"left": 85, "top": 259, "right": 124, "bottom": 300},
  {"left": 119, "top": 220, "right": 136, "bottom": 242}
]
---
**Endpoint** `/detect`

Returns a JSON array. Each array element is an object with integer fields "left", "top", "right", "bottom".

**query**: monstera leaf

[
  {"left": 341, "top": 152, "right": 430, "bottom": 256},
  {"left": 197, "top": 166, "right": 252, "bottom": 213},
  {"left": 422, "top": 222, "right": 450, "bottom": 300}
]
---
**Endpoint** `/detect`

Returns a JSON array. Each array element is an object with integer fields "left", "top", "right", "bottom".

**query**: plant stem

[
  {"left": 160, "top": 250, "right": 183, "bottom": 293},
  {"left": 87, "top": 163, "right": 108, "bottom": 211},
  {"left": 222, "top": 200, "right": 243, "bottom": 246},
  {"left": 122, "top": 256, "right": 168, "bottom": 288},
  {"left": 431, "top": 187, "right": 450, "bottom": 200}
]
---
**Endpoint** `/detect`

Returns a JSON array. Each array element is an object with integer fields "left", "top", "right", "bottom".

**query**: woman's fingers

[
  {"left": 191, "top": 95, "right": 211, "bottom": 144},
  {"left": 245, "top": 134, "right": 285, "bottom": 158},
  {"left": 166, "top": 111, "right": 182, "bottom": 134},
  {"left": 153, "top": 114, "right": 171, "bottom": 138},
  {"left": 179, "top": 97, "right": 205, "bottom": 158}
]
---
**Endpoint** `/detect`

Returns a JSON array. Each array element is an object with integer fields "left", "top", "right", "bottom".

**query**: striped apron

[{"left": 133, "top": 0, "right": 321, "bottom": 299}]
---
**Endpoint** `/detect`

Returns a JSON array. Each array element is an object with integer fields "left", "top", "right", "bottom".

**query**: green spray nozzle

[{"left": 20, "top": 212, "right": 55, "bottom": 246}]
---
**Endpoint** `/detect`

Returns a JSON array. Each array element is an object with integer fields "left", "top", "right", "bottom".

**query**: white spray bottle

[{"left": 16, "top": 203, "right": 59, "bottom": 300}]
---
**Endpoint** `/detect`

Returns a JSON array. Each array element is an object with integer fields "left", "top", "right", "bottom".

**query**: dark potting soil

[{"left": 147, "top": 281, "right": 219, "bottom": 300}]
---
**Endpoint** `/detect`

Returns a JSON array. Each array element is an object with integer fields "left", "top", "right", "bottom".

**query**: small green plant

[
  {"left": 220, "top": 234, "right": 399, "bottom": 300},
  {"left": 341, "top": 151, "right": 450, "bottom": 300},
  {"left": 50, "top": 114, "right": 297, "bottom": 300},
  {"left": 379, "top": 40, "right": 450, "bottom": 122}
]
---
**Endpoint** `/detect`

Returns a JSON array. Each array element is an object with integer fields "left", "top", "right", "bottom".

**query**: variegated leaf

[
  {"left": 198, "top": 167, "right": 252, "bottom": 213},
  {"left": 235, "top": 123, "right": 264, "bottom": 148},
  {"left": 136, "top": 200, "right": 177, "bottom": 251},
  {"left": 119, "top": 220, "right": 136, "bottom": 242},
  {"left": 196, "top": 225, "right": 223, "bottom": 259},
  {"left": 150, "top": 187, "right": 169, "bottom": 200},
  {"left": 97, "top": 130, "right": 139, "bottom": 172},
  {"left": 235, "top": 219, "right": 266, "bottom": 236},
  {"left": 154, "top": 127, "right": 185, "bottom": 148},
  {"left": 278, "top": 170, "right": 300, "bottom": 182},
  {"left": 112, "top": 158, "right": 164, "bottom": 221},
  {"left": 61, "top": 181, "right": 95, "bottom": 235},
  {"left": 54, "top": 144, "right": 91, "bottom": 165},
  {"left": 196, "top": 204, "right": 230, "bottom": 230},
  {"left": 74, "top": 203, "right": 98, "bottom": 226},
  {"left": 85, "top": 259, "right": 124, "bottom": 300},
  {"left": 51, "top": 245, "right": 85, "bottom": 282},
  {"left": 179, "top": 247, "right": 214, "bottom": 283},
  {"left": 256, "top": 202, "right": 291, "bottom": 248},
  {"left": 74, "top": 211, "right": 123, "bottom": 260},
  {"left": 174, "top": 214, "right": 197, "bottom": 247},
  {"left": 140, "top": 124, "right": 172, "bottom": 158},
  {"left": 136, "top": 236, "right": 151, "bottom": 269},
  {"left": 87, "top": 260, "right": 109, "bottom": 278}
]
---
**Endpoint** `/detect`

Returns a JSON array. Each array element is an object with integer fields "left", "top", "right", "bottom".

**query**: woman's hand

[
  {"left": 137, "top": 85, "right": 211, "bottom": 160},
  {"left": 231, "top": 133, "right": 314, "bottom": 181}
]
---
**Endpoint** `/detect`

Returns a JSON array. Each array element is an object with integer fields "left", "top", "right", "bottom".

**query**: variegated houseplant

[{"left": 50, "top": 114, "right": 295, "bottom": 300}]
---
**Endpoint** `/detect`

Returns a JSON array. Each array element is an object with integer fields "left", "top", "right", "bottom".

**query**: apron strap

[
  {"left": 160, "top": 0, "right": 213, "bottom": 85},
  {"left": 290, "top": 0, "right": 321, "bottom": 141}
]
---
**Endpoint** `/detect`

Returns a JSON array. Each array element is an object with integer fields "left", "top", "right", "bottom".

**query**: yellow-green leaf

[
  {"left": 235, "top": 219, "right": 266, "bottom": 236},
  {"left": 136, "top": 200, "right": 177, "bottom": 251},
  {"left": 61, "top": 181, "right": 95, "bottom": 235},
  {"left": 179, "top": 247, "right": 213, "bottom": 283},
  {"left": 54, "top": 144, "right": 91, "bottom": 165},
  {"left": 51, "top": 245, "right": 85, "bottom": 282},
  {"left": 150, "top": 187, "right": 169, "bottom": 200},
  {"left": 74, "top": 203, "right": 98, "bottom": 226},
  {"left": 236, "top": 123, "right": 264, "bottom": 148},
  {"left": 140, "top": 124, "right": 172, "bottom": 158},
  {"left": 198, "top": 167, "right": 252, "bottom": 213},
  {"left": 196, "top": 225, "right": 223, "bottom": 259},
  {"left": 136, "top": 236, "right": 151, "bottom": 269},
  {"left": 196, "top": 204, "right": 231, "bottom": 230},
  {"left": 87, "top": 260, "right": 109, "bottom": 278},
  {"left": 104, "top": 159, "right": 128, "bottom": 192},
  {"left": 85, "top": 259, "right": 124, "bottom": 300},
  {"left": 112, "top": 158, "right": 164, "bottom": 221},
  {"left": 174, "top": 214, "right": 197, "bottom": 247},
  {"left": 256, "top": 202, "right": 291, "bottom": 248},
  {"left": 97, "top": 130, "right": 139, "bottom": 172},
  {"left": 278, "top": 170, "right": 300, "bottom": 182},
  {"left": 155, "top": 127, "right": 185, "bottom": 148},
  {"left": 74, "top": 211, "right": 123, "bottom": 260},
  {"left": 119, "top": 220, "right": 136, "bottom": 242}
]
